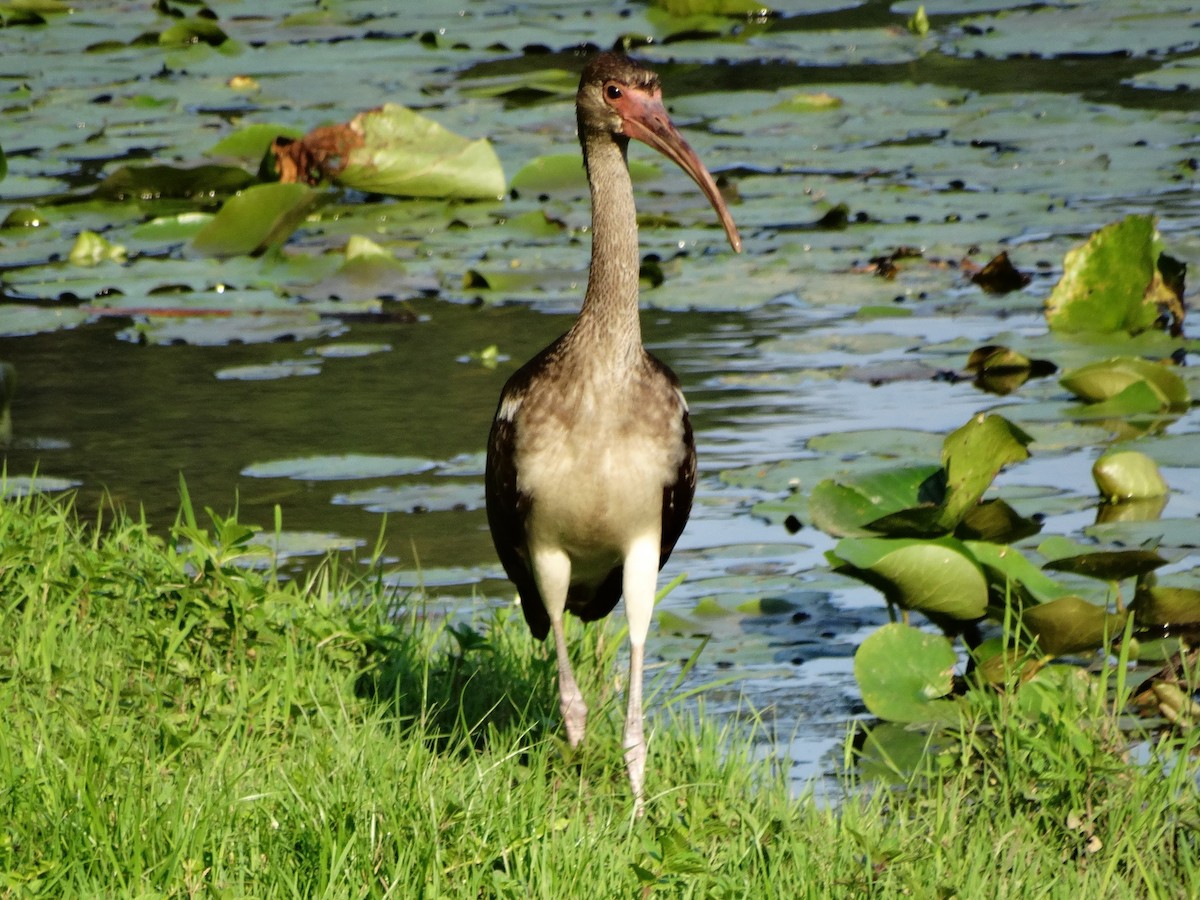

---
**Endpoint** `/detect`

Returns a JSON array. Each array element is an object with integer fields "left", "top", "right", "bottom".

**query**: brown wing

[
  {"left": 485, "top": 407, "right": 550, "bottom": 640},
  {"left": 485, "top": 341, "right": 569, "bottom": 642},
  {"left": 648, "top": 353, "right": 697, "bottom": 567},
  {"left": 660, "top": 406, "right": 697, "bottom": 565}
]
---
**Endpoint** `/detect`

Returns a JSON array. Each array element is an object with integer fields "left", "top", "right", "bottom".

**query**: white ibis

[{"left": 484, "top": 52, "right": 741, "bottom": 810}]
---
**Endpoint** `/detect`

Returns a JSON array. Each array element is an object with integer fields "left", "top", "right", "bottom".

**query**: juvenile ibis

[{"left": 485, "top": 51, "right": 741, "bottom": 810}]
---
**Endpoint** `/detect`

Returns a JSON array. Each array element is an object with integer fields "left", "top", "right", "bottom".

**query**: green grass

[{"left": 1, "top": 489, "right": 1197, "bottom": 898}]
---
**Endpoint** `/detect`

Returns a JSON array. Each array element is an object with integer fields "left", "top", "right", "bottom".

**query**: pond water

[{"left": 2, "top": 0, "right": 1199, "bottom": 786}]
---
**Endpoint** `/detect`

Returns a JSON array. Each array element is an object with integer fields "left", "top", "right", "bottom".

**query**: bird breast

[{"left": 513, "top": 364, "right": 688, "bottom": 565}]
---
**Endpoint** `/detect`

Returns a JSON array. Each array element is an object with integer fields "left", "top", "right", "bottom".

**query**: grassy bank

[{"left": 1, "top": 490, "right": 1197, "bottom": 898}]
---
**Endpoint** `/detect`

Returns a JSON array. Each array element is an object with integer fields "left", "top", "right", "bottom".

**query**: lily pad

[
  {"left": 91, "top": 164, "right": 256, "bottom": 202},
  {"left": 333, "top": 104, "right": 506, "bottom": 200},
  {"left": 853, "top": 622, "right": 959, "bottom": 723},
  {"left": 1020, "top": 596, "right": 1127, "bottom": 657},
  {"left": 1044, "top": 215, "right": 1164, "bottom": 335},
  {"left": 242, "top": 455, "right": 436, "bottom": 481},
  {"left": 1059, "top": 356, "right": 1190, "bottom": 410},
  {"left": 191, "top": 182, "right": 321, "bottom": 257},
  {"left": 939, "top": 413, "right": 1032, "bottom": 528},
  {"left": 829, "top": 536, "right": 989, "bottom": 620},
  {"left": 1130, "top": 585, "right": 1200, "bottom": 628},
  {"left": 810, "top": 464, "right": 945, "bottom": 538},
  {"left": 68, "top": 230, "right": 126, "bottom": 266},
  {"left": 332, "top": 481, "right": 485, "bottom": 514},
  {"left": 1042, "top": 549, "right": 1167, "bottom": 582},
  {"left": 1093, "top": 450, "right": 1168, "bottom": 501},
  {"left": 214, "top": 360, "right": 322, "bottom": 381}
]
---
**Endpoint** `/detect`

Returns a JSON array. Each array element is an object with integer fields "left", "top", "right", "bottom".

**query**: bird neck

[{"left": 568, "top": 131, "right": 644, "bottom": 372}]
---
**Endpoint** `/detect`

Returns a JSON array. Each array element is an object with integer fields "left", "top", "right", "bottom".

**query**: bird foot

[
  {"left": 560, "top": 691, "right": 588, "bottom": 748},
  {"left": 624, "top": 729, "right": 646, "bottom": 814}
]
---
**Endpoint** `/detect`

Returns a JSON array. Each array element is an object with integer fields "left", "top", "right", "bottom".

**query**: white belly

[{"left": 516, "top": 380, "right": 686, "bottom": 578}]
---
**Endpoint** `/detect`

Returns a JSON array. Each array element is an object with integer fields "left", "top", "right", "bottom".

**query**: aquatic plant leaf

[
  {"left": 1094, "top": 496, "right": 1168, "bottom": 526},
  {"left": 1131, "top": 585, "right": 1200, "bottom": 627},
  {"left": 510, "top": 154, "right": 664, "bottom": 194},
  {"left": 458, "top": 69, "right": 578, "bottom": 102},
  {"left": 333, "top": 104, "right": 505, "bottom": 200},
  {"left": 853, "top": 622, "right": 959, "bottom": 723},
  {"left": 242, "top": 454, "right": 435, "bottom": 481},
  {"left": 1059, "top": 356, "right": 1189, "bottom": 410},
  {"left": 955, "top": 498, "right": 1041, "bottom": 544},
  {"left": 855, "top": 723, "right": 944, "bottom": 781},
  {"left": 1115, "top": 432, "right": 1200, "bottom": 468},
  {"left": 810, "top": 464, "right": 944, "bottom": 537},
  {"left": 1086, "top": 516, "right": 1200, "bottom": 550},
  {"left": 653, "top": 0, "right": 768, "bottom": 16},
  {"left": 0, "top": 142, "right": 5, "bottom": 182},
  {"left": 964, "top": 540, "right": 1074, "bottom": 606},
  {"left": 1093, "top": 450, "right": 1168, "bottom": 501},
  {"left": 214, "top": 360, "right": 321, "bottom": 381},
  {"left": 830, "top": 536, "right": 988, "bottom": 620},
  {"left": 159, "top": 17, "right": 229, "bottom": 47},
  {"left": 1, "top": 206, "right": 47, "bottom": 230},
  {"left": 1043, "top": 550, "right": 1167, "bottom": 582},
  {"left": 1045, "top": 215, "right": 1162, "bottom": 334},
  {"left": 971, "top": 251, "right": 1029, "bottom": 295},
  {"left": 939, "top": 413, "right": 1032, "bottom": 528},
  {"left": 332, "top": 481, "right": 485, "bottom": 514},
  {"left": 92, "top": 164, "right": 256, "bottom": 202},
  {"left": 191, "top": 183, "right": 320, "bottom": 257},
  {"left": 206, "top": 123, "right": 305, "bottom": 162},
  {"left": 68, "top": 230, "right": 126, "bottom": 266},
  {"left": 1020, "top": 595, "right": 1126, "bottom": 657}
]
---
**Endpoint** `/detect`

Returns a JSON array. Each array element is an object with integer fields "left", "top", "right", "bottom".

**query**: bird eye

[{"left": 605, "top": 84, "right": 622, "bottom": 100}]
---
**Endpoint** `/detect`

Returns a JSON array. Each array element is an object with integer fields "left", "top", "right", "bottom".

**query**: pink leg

[{"left": 551, "top": 614, "right": 587, "bottom": 747}]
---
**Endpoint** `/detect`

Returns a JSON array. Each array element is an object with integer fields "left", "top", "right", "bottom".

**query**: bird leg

[
  {"left": 551, "top": 614, "right": 588, "bottom": 747},
  {"left": 622, "top": 536, "right": 660, "bottom": 815},
  {"left": 624, "top": 639, "right": 647, "bottom": 814}
]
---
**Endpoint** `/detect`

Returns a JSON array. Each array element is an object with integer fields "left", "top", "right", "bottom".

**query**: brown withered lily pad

[
  {"left": 970, "top": 250, "right": 1031, "bottom": 294},
  {"left": 269, "top": 104, "right": 505, "bottom": 200}
]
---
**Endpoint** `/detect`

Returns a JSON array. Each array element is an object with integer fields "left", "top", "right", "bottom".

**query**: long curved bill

[{"left": 616, "top": 88, "right": 742, "bottom": 254}]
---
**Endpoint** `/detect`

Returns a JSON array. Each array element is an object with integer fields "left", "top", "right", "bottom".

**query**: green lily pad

[
  {"left": 810, "top": 464, "right": 944, "bottom": 538},
  {"left": 332, "top": 481, "right": 485, "bottom": 514},
  {"left": 214, "top": 360, "right": 321, "bottom": 381},
  {"left": 1042, "top": 549, "right": 1167, "bottom": 582},
  {"left": 1059, "top": 356, "right": 1189, "bottom": 410},
  {"left": 1045, "top": 215, "right": 1164, "bottom": 335},
  {"left": 1020, "top": 596, "right": 1127, "bottom": 657},
  {"left": 159, "top": 17, "right": 230, "bottom": 48},
  {"left": 963, "top": 540, "right": 1074, "bottom": 606},
  {"left": 191, "top": 183, "right": 321, "bottom": 257},
  {"left": 510, "top": 154, "right": 664, "bottom": 194},
  {"left": 241, "top": 455, "right": 436, "bottom": 481},
  {"left": 853, "top": 622, "right": 959, "bottom": 723},
  {"left": 130, "top": 212, "right": 213, "bottom": 242},
  {"left": 955, "top": 498, "right": 1041, "bottom": 544},
  {"left": 1086, "top": 517, "right": 1200, "bottom": 550},
  {"left": 830, "top": 536, "right": 989, "bottom": 620},
  {"left": 335, "top": 104, "right": 506, "bottom": 200},
  {"left": 1130, "top": 585, "right": 1200, "bottom": 628},
  {"left": 68, "top": 230, "right": 126, "bottom": 266},
  {"left": 939, "top": 413, "right": 1032, "bottom": 527},
  {"left": 1116, "top": 432, "right": 1200, "bottom": 469},
  {"left": 91, "top": 164, "right": 256, "bottom": 202},
  {"left": 855, "top": 722, "right": 944, "bottom": 781},
  {"left": 1093, "top": 450, "right": 1168, "bottom": 501},
  {"left": 207, "top": 123, "right": 305, "bottom": 162}
]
